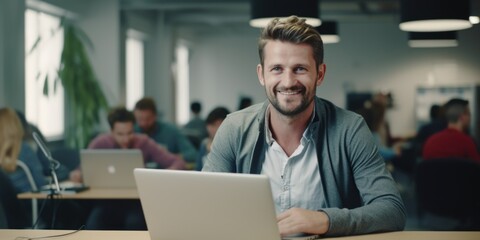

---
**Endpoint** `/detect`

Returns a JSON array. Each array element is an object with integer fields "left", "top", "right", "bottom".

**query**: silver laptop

[
  {"left": 134, "top": 169, "right": 320, "bottom": 240},
  {"left": 81, "top": 149, "right": 143, "bottom": 188}
]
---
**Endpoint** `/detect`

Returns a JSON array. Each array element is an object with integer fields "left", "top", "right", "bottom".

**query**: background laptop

[
  {"left": 134, "top": 169, "right": 320, "bottom": 240},
  {"left": 81, "top": 149, "right": 143, "bottom": 188}
]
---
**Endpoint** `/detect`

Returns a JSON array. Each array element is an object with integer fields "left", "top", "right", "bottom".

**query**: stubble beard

[{"left": 266, "top": 86, "right": 313, "bottom": 117}]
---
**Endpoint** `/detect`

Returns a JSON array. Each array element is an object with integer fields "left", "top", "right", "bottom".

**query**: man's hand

[{"left": 277, "top": 208, "right": 329, "bottom": 236}]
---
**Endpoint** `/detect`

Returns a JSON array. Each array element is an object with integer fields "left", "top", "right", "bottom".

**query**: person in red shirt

[{"left": 422, "top": 98, "right": 480, "bottom": 162}]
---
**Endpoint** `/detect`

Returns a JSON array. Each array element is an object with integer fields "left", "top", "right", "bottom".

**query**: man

[
  {"left": 183, "top": 101, "right": 208, "bottom": 143},
  {"left": 89, "top": 107, "right": 186, "bottom": 170},
  {"left": 203, "top": 16, "right": 405, "bottom": 237},
  {"left": 422, "top": 98, "right": 480, "bottom": 162},
  {"left": 133, "top": 97, "right": 198, "bottom": 164},
  {"left": 86, "top": 107, "right": 185, "bottom": 230}
]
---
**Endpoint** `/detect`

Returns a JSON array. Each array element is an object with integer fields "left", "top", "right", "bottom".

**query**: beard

[{"left": 266, "top": 85, "right": 313, "bottom": 117}]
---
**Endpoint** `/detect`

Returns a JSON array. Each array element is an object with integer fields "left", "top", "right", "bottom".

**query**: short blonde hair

[
  {"left": 258, "top": 16, "right": 324, "bottom": 67},
  {"left": 0, "top": 107, "right": 24, "bottom": 172}
]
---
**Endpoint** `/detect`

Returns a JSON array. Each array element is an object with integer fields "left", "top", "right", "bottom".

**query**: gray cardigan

[{"left": 203, "top": 97, "right": 406, "bottom": 236}]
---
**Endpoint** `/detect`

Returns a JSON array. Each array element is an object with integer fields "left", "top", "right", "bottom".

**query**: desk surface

[
  {"left": 17, "top": 188, "right": 138, "bottom": 200},
  {"left": 1, "top": 230, "right": 479, "bottom": 240}
]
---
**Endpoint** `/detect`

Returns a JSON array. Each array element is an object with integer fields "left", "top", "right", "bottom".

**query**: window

[
  {"left": 25, "top": 9, "right": 64, "bottom": 139},
  {"left": 126, "top": 33, "right": 145, "bottom": 110},
  {"left": 174, "top": 44, "right": 190, "bottom": 125}
]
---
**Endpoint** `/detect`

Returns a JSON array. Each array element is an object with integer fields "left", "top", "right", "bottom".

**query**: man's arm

[
  {"left": 145, "top": 138, "right": 186, "bottom": 170},
  {"left": 322, "top": 118, "right": 406, "bottom": 236}
]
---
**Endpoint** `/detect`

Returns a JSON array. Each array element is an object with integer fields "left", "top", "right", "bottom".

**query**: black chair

[
  {"left": 0, "top": 169, "right": 30, "bottom": 229},
  {"left": 415, "top": 158, "right": 480, "bottom": 230}
]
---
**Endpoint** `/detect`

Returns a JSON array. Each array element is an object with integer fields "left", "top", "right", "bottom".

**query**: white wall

[
  {"left": 187, "top": 22, "right": 480, "bottom": 136},
  {"left": 0, "top": 0, "right": 25, "bottom": 110},
  {"left": 188, "top": 28, "right": 262, "bottom": 114},
  {"left": 43, "top": 0, "right": 121, "bottom": 106}
]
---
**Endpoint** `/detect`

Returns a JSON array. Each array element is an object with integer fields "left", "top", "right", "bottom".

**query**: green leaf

[
  {"left": 26, "top": 36, "right": 42, "bottom": 56},
  {"left": 42, "top": 75, "right": 49, "bottom": 96}
]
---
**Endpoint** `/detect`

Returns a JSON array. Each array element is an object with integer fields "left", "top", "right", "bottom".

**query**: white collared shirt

[{"left": 261, "top": 108, "right": 323, "bottom": 215}]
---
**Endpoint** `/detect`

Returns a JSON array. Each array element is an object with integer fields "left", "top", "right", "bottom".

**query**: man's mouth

[{"left": 276, "top": 88, "right": 303, "bottom": 95}]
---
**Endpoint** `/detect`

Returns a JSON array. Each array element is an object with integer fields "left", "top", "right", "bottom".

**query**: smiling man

[{"left": 203, "top": 16, "right": 405, "bottom": 237}]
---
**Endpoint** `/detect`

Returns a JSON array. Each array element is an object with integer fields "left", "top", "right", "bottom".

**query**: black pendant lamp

[
  {"left": 316, "top": 21, "right": 340, "bottom": 44},
  {"left": 408, "top": 31, "right": 458, "bottom": 48},
  {"left": 399, "top": 0, "right": 471, "bottom": 32},
  {"left": 250, "top": 0, "right": 321, "bottom": 28}
]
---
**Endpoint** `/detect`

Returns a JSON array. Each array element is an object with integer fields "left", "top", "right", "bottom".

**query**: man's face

[
  {"left": 134, "top": 109, "right": 156, "bottom": 131},
  {"left": 111, "top": 121, "right": 135, "bottom": 148},
  {"left": 257, "top": 40, "right": 325, "bottom": 117}
]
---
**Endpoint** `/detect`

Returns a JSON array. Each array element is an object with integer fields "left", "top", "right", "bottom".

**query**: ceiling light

[
  {"left": 250, "top": 0, "right": 321, "bottom": 28},
  {"left": 408, "top": 31, "right": 458, "bottom": 48},
  {"left": 399, "top": 0, "right": 472, "bottom": 32},
  {"left": 470, "top": 16, "right": 480, "bottom": 24},
  {"left": 316, "top": 21, "right": 340, "bottom": 44}
]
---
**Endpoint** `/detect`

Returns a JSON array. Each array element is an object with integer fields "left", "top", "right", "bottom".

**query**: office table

[
  {"left": 1, "top": 230, "right": 479, "bottom": 240},
  {"left": 17, "top": 188, "right": 138, "bottom": 226},
  {"left": 17, "top": 188, "right": 139, "bottom": 200}
]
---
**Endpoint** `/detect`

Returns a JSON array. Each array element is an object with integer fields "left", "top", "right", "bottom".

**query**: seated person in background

[
  {"left": 196, "top": 107, "right": 230, "bottom": 171},
  {"left": 203, "top": 16, "right": 405, "bottom": 237},
  {"left": 15, "top": 110, "right": 75, "bottom": 182},
  {"left": 89, "top": 107, "right": 186, "bottom": 170},
  {"left": 183, "top": 101, "right": 208, "bottom": 147},
  {"left": 422, "top": 98, "right": 480, "bottom": 162},
  {"left": 0, "top": 107, "right": 46, "bottom": 193},
  {"left": 414, "top": 104, "right": 447, "bottom": 155},
  {"left": 356, "top": 101, "right": 402, "bottom": 163},
  {"left": 85, "top": 107, "right": 186, "bottom": 230},
  {"left": 134, "top": 97, "right": 198, "bottom": 165}
]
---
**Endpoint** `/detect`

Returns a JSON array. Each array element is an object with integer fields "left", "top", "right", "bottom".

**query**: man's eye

[
  {"left": 271, "top": 67, "right": 282, "bottom": 72},
  {"left": 295, "top": 67, "right": 306, "bottom": 73}
]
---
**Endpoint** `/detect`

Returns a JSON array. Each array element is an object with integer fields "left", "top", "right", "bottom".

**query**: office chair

[
  {"left": 415, "top": 158, "right": 480, "bottom": 230},
  {"left": 0, "top": 169, "right": 30, "bottom": 229}
]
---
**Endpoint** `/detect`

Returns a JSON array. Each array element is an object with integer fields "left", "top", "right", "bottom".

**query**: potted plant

[
  {"left": 30, "top": 18, "right": 109, "bottom": 149},
  {"left": 59, "top": 19, "right": 109, "bottom": 148}
]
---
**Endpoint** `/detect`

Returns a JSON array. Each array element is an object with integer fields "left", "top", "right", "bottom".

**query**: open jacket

[{"left": 203, "top": 97, "right": 406, "bottom": 236}]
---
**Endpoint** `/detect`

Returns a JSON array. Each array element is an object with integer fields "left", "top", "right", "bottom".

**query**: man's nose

[{"left": 283, "top": 70, "right": 296, "bottom": 87}]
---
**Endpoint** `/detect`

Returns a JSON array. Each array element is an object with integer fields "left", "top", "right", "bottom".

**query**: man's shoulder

[{"left": 314, "top": 97, "right": 362, "bottom": 123}]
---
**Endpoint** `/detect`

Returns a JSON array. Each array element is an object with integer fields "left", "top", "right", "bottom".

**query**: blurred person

[
  {"left": 15, "top": 110, "right": 76, "bottom": 182},
  {"left": 414, "top": 104, "right": 447, "bottom": 156},
  {"left": 237, "top": 96, "right": 253, "bottom": 110},
  {"left": 0, "top": 107, "right": 46, "bottom": 193},
  {"left": 203, "top": 16, "right": 405, "bottom": 237},
  {"left": 422, "top": 98, "right": 479, "bottom": 162},
  {"left": 196, "top": 107, "right": 230, "bottom": 171},
  {"left": 183, "top": 101, "right": 208, "bottom": 148},
  {"left": 134, "top": 97, "right": 198, "bottom": 164},
  {"left": 88, "top": 107, "right": 186, "bottom": 170},
  {"left": 85, "top": 107, "right": 185, "bottom": 230}
]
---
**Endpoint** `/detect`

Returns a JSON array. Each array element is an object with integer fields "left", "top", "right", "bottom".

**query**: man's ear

[
  {"left": 316, "top": 63, "right": 326, "bottom": 86},
  {"left": 257, "top": 64, "right": 265, "bottom": 86}
]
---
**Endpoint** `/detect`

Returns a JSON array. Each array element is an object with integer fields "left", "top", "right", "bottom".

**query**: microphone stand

[
  {"left": 33, "top": 132, "right": 61, "bottom": 194},
  {"left": 33, "top": 132, "right": 61, "bottom": 228}
]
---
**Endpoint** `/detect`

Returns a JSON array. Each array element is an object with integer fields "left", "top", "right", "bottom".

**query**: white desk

[
  {"left": 17, "top": 188, "right": 138, "bottom": 200},
  {"left": 1, "top": 230, "right": 479, "bottom": 240}
]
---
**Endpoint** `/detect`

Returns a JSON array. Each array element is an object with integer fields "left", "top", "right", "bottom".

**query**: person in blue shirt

[
  {"left": 133, "top": 97, "right": 198, "bottom": 166},
  {"left": 0, "top": 107, "right": 46, "bottom": 193}
]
